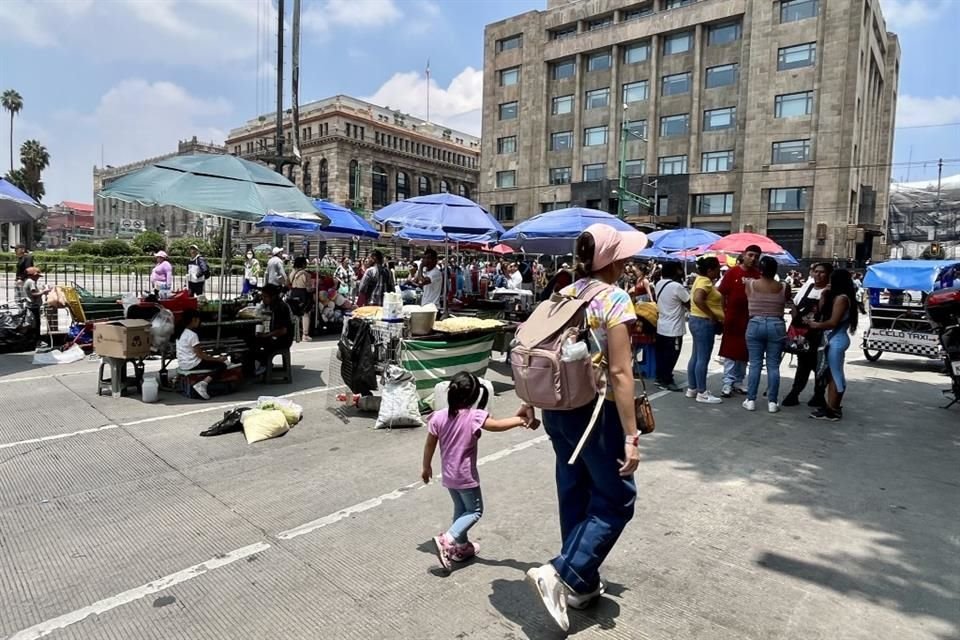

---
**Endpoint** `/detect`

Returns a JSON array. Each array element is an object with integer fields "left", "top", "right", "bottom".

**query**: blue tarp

[
  {"left": 863, "top": 260, "right": 960, "bottom": 292},
  {"left": 500, "top": 207, "right": 639, "bottom": 254}
]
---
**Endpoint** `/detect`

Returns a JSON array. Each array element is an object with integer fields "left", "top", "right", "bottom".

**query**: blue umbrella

[
  {"left": 769, "top": 251, "right": 801, "bottom": 267},
  {"left": 314, "top": 200, "right": 379, "bottom": 238},
  {"left": 644, "top": 229, "right": 671, "bottom": 245},
  {"left": 651, "top": 228, "right": 722, "bottom": 252},
  {"left": 0, "top": 177, "right": 44, "bottom": 224},
  {"left": 373, "top": 193, "right": 504, "bottom": 236},
  {"left": 395, "top": 226, "right": 498, "bottom": 245},
  {"left": 500, "top": 207, "right": 639, "bottom": 254}
]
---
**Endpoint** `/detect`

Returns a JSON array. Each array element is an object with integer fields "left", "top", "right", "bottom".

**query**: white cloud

[
  {"left": 363, "top": 67, "right": 483, "bottom": 135},
  {"left": 879, "top": 0, "right": 943, "bottom": 27},
  {"left": 302, "top": 0, "right": 402, "bottom": 33},
  {"left": 2, "top": 80, "right": 232, "bottom": 204},
  {"left": 897, "top": 95, "right": 960, "bottom": 127}
]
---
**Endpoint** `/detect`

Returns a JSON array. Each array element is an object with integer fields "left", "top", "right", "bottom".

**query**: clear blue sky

[{"left": 0, "top": 0, "right": 956, "bottom": 204}]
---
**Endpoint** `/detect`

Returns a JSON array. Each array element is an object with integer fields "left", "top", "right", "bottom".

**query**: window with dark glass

[
  {"left": 705, "top": 64, "right": 737, "bottom": 88},
  {"left": 301, "top": 160, "right": 311, "bottom": 196},
  {"left": 781, "top": 0, "right": 817, "bottom": 23},
  {"left": 701, "top": 150, "right": 734, "bottom": 172},
  {"left": 396, "top": 171, "right": 409, "bottom": 200},
  {"left": 769, "top": 187, "right": 809, "bottom": 211},
  {"left": 550, "top": 131, "right": 574, "bottom": 150},
  {"left": 623, "top": 4, "right": 654, "bottom": 20},
  {"left": 318, "top": 158, "right": 328, "bottom": 198},
  {"left": 625, "top": 120, "right": 647, "bottom": 140},
  {"left": 662, "top": 72, "right": 691, "bottom": 96},
  {"left": 497, "top": 34, "right": 523, "bottom": 52},
  {"left": 439, "top": 179, "right": 451, "bottom": 194},
  {"left": 494, "top": 204, "right": 515, "bottom": 221},
  {"left": 587, "top": 51, "right": 612, "bottom": 72},
  {"left": 774, "top": 91, "right": 814, "bottom": 117},
  {"left": 778, "top": 42, "right": 816, "bottom": 70},
  {"left": 583, "top": 125, "right": 609, "bottom": 146},
  {"left": 585, "top": 88, "right": 610, "bottom": 110},
  {"left": 549, "top": 25, "right": 577, "bottom": 41},
  {"left": 349, "top": 160, "right": 359, "bottom": 201},
  {"left": 660, "top": 114, "right": 689, "bottom": 137},
  {"left": 695, "top": 193, "right": 734, "bottom": 215},
  {"left": 496, "top": 171, "right": 516, "bottom": 188},
  {"left": 772, "top": 139, "right": 811, "bottom": 163},
  {"left": 499, "top": 101, "right": 518, "bottom": 120},
  {"left": 703, "top": 107, "right": 736, "bottom": 131},
  {"left": 663, "top": 32, "right": 692, "bottom": 55},
  {"left": 665, "top": 0, "right": 693, "bottom": 8},
  {"left": 499, "top": 67, "right": 520, "bottom": 87},
  {"left": 418, "top": 175, "right": 432, "bottom": 195},
  {"left": 587, "top": 15, "right": 613, "bottom": 30},
  {"left": 707, "top": 21, "right": 741, "bottom": 46},
  {"left": 658, "top": 155, "right": 688, "bottom": 175},
  {"left": 497, "top": 136, "right": 517, "bottom": 154},
  {"left": 623, "top": 42, "right": 650, "bottom": 64},
  {"left": 624, "top": 159, "right": 645, "bottom": 176},
  {"left": 582, "top": 163, "right": 606, "bottom": 181},
  {"left": 623, "top": 80, "right": 649, "bottom": 103},
  {"left": 552, "top": 95, "right": 574, "bottom": 114},
  {"left": 371, "top": 166, "right": 388, "bottom": 208},
  {"left": 550, "top": 167, "right": 572, "bottom": 185},
  {"left": 458, "top": 184, "right": 470, "bottom": 199},
  {"left": 551, "top": 59, "right": 576, "bottom": 80}
]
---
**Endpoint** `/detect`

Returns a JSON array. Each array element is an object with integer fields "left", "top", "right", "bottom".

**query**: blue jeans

[
  {"left": 826, "top": 330, "right": 851, "bottom": 393},
  {"left": 542, "top": 399, "right": 637, "bottom": 595},
  {"left": 446, "top": 487, "right": 483, "bottom": 544},
  {"left": 746, "top": 317, "right": 786, "bottom": 402},
  {"left": 687, "top": 316, "right": 717, "bottom": 393},
  {"left": 722, "top": 359, "right": 747, "bottom": 387}
]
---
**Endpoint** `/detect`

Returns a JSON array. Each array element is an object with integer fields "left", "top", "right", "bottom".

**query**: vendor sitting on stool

[
  {"left": 247, "top": 283, "right": 294, "bottom": 376},
  {"left": 177, "top": 309, "right": 228, "bottom": 400}
]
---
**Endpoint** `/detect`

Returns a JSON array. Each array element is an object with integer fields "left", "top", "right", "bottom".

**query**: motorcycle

[{"left": 925, "top": 286, "right": 960, "bottom": 409}]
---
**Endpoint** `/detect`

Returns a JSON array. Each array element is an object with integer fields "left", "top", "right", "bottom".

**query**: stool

[
  {"left": 176, "top": 368, "right": 217, "bottom": 398},
  {"left": 263, "top": 349, "right": 292, "bottom": 384},
  {"left": 97, "top": 357, "right": 145, "bottom": 398}
]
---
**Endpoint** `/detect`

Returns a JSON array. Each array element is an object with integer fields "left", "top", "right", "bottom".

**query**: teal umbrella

[{"left": 97, "top": 153, "right": 327, "bottom": 224}]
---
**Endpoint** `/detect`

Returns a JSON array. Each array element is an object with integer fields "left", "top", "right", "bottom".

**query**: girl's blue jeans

[{"left": 446, "top": 487, "right": 483, "bottom": 544}]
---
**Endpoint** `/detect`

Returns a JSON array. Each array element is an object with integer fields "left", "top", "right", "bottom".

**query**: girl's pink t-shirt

[{"left": 428, "top": 408, "right": 488, "bottom": 489}]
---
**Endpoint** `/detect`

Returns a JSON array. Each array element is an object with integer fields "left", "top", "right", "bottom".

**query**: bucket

[
  {"left": 409, "top": 310, "right": 436, "bottom": 336},
  {"left": 142, "top": 376, "right": 159, "bottom": 403}
]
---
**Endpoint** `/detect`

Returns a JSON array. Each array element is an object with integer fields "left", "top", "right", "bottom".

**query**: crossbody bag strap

[{"left": 568, "top": 381, "right": 606, "bottom": 465}]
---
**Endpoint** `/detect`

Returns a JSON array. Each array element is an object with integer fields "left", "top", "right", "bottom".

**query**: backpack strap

[{"left": 515, "top": 280, "right": 611, "bottom": 347}]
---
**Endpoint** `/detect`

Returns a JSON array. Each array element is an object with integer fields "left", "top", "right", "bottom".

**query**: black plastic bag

[
  {"left": 200, "top": 407, "right": 250, "bottom": 437},
  {"left": 338, "top": 318, "right": 378, "bottom": 396}
]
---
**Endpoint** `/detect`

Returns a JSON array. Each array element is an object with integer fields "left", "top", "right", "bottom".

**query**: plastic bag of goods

[
  {"left": 150, "top": 307, "right": 176, "bottom": 351},
  {"left": 241, "top": 408, "right": 290, "bottom": 444},
  {"left": 256, "top": 396, "right": 303, "bottom": 426},
  {"left": 374, "top": 365, "right": 425, "bottom": 429}
]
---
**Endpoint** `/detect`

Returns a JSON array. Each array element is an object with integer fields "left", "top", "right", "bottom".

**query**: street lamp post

[{"left": 615, "top": 107, "right": 655, "bottom": 225}]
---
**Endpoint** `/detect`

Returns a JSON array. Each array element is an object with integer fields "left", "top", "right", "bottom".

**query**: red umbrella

[
  {"left": 485, "top": 243, "right": 514, "bottom": 255},
  {"left": 707, "top": 232, "right": 786, "bottom": 254}
]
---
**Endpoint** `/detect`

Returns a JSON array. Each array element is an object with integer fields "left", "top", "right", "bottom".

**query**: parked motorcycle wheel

[{"left": 863, "top": 349, "right": 883, "bottom": 362}]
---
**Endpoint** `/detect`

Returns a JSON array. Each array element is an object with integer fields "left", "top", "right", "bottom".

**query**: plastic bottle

[{"left": 561, "top": 337, "right": 589, "bottom": 362}]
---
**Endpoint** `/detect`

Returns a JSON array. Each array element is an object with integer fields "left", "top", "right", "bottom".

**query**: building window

[
  {"left": 499, "top": 66, "right": 520, "bottom": 87},
  {"left": 551, "top": 59, "right": 576, "bottom": 80},
  {"left": 497, "top": 34, "right": 523, "bottom": 52},
  {"left": 623, "top": 80, "right": 649, "bottom": 103},
  {"left": 623, "top": 4, "right": 654, "bottom": 20},
  {"left": 659, "top": 114, "right": 689, "bottom": 137},
  {"left": 769, "top": 187, "right": 809, "bottom": 211},
  {"left": 496, "top": 171, "right": 517, "bottom": 189},
  {"left": 585, "top": 88, "right": 610, "bottom": 110},
  {"left": 775, "top": 91, "right": 814, "bottom": 117},
  {"left": 550, "top": 167, "right": 572, "bottom": 185},
  {"left": 499, "top": 101, "right": 518, "bottom": 120},
  {"left": 318, "top": 158, "right": 329, "bottom": 199},
  {"left": 707, "top": 21, "right": 741, "bottom": 46},
  {"left": 541, "top": 201, "right": 571, "bottom": 213},
  {"left": 781, "top": 0, "right": 818, "bottom": 23},
  {"left": 552, "top": 95, "right": 574, "bottom": 114},
  {"left": 583, "top": 125, "right": 609, "bottom": 146},
  {"left": 665, "top": 0, "right": 694, "bottom": 8},
  {"left": 703, "top": 107, "right": 736, "bottom": 131},
  {"left": 662, "top": 72, "right": 691, "bottom": 96},
  {"left": 582, "top": 163, "right": 606, "bottom": 182},
  {"left": 623, "top": 42, "right": 650, "bottom": 64},
  {"left": 624, "top": 159, "right": 646, "bottom": 176},
  {"left": 301, "top": 159, "right": 312, "bottom": 196},
  {"left": 701, "top": 150, "right": 734, "bottom": 172},
  {"left": 372, "top": 165, "right": 388, "bottom": 208},
  {"left": 587, "top": 15, "right": 613, "bottom": 30},
  {"left": 625, "top": 120, "right": 647, "bottom": 139},
  {"left": 695, "top": 193, "right": 734, "bottom": 215},
  {"left": 349, "top": 159, "right": 359, "bottom": 201},
  {"left": 658, "top": 155, "right": 688, "bottom": 175},
  {"left": 494, "top": 204, "right": 515, "bottom": 221},
  {"left": 587, "top": 51, "right": 612, "bottom": 72},
  {"left": 550, "top": 131, "right": 574, "bottom": 150},
  {"left": 418, "top": 176, "right": 432, "bottom": 195},
  {"left": 778, "top": 42, "right": 817, "bottom": 70},
  {"left": 396, "top": 171, "right": 409, "bottom": 201},
  {"left": 705, "top": 64, "right": 737, "bottom": 89},
  {"left": 497, "top": 136, "right": 517, "bottom": 154},
  {"left": 772, "top": 139, "right": 811, "bottom": 164},
  {"left": 458, "top": 184, "right": 470, "bottom": 199},
  {"left": 663, "top": 32, "right": 693, "bottom": 55}
]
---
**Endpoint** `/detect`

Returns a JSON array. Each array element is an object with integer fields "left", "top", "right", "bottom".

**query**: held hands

[
  {"left": 517, "top": 403, "right": 540, "bottom": 430},
  {"left": 421, "top": 465, "right": 432, "bottom": 485}
]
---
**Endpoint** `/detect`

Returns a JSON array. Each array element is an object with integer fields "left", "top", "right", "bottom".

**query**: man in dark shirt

[
  {"left": 247, "top": 284, "right": 294, "bottom": 376},
  {"left": 15, "top": 244, "right": 34, "bottom": 298}
]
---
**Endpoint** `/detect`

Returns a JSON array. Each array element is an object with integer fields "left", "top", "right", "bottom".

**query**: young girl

[{"left": 421, "top": 371, "right": 536, "bottom": 570}]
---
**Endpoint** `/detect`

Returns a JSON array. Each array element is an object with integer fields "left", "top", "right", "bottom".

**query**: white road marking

[
  {"left": 0, "top": 424, "right": 120, "bottom": 451},
  {"left": 0, "top": 368, "right": 101, "bottom": 384},
  {"left": 6, "top": 542, "right": 271, "bottom": 640}
]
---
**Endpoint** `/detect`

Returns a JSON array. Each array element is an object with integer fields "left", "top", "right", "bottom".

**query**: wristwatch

[{"left": 625, "top": 434, "right": 640, "bottom": 447}]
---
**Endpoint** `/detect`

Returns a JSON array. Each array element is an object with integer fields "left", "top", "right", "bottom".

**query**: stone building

[
  {"left": 481, "top": 0, "right": 899, "bottom": 261},
  {"left": 224, "top": 95, "right": 480, "bottom": 241},
  {"left": 93, "top": 137, "right": 227, "bottom": 240}
]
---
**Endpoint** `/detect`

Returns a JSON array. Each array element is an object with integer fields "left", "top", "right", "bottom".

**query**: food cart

[{"left": 861, "top": 260, "right": 960, "bottom": 362}]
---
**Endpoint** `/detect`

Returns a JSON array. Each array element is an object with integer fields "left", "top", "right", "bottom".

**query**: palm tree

[
  {"left": 2, "top": 89, "right": 23, "bottom": 172},
  {"left": 18, "top": 139, "right": 50, "bottom": 201}
]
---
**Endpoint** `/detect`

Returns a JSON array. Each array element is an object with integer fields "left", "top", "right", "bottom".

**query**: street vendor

[
  {"left": 176, "top": 309, "right": 228, "bottom": 400},
  {"left": 187, "top": 245, "right": 209, "bottom": 296},
  {"left": 505, "top": 262, "right": 523, "bottom": 290},
  {"left": 359, "top": 250, "right": 394, "bottom": 306},
  {"left": 247, "top": 283, "right": 294, "bottom": 376},
  {"left": 412, "top": 248, "right": 443, "bottom": 307},
  {"left": 151, "top": 251, "right": 173, "bottom": 297},
  {"left": 266, "top": 247, "right": 287, "bottom": 288},
  {"left": 22, "top": 266, "right": 48, "bottom": 342}
]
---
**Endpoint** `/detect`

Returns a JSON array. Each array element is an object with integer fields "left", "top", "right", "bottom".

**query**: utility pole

[
  {"left": 274, "top": 0, "right": 284, "bottom": 174},
  {"left": 614, "top": 106, "right": 653, "bottom": 223}
]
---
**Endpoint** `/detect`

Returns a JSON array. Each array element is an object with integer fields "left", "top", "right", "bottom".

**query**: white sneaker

[
  {"left": 768, "top": 402, "right": 780, "bottom": 413},
  {"left": 742, "top": 399, "right": 756, "bottom": 411},
  {"left": 192, "top": 380, "right": 210, "bottom": 400},
  {"left": 733, "top": 384, "right": 749, "bottom": 395},
  {"left": 685, "top": 388, "right": 698, "bottom": 398},
  {"left": 525, "top": 564, "right": 570, "bottom": 632},
  {"left": 721, "top": 384, "right": 733, "bottom": 398},
  {"left": 567, "top": 579, "right": 606, "bottom": 610},
  {"left": 697, "top": 391, "right": 722, "bottom": 404}
]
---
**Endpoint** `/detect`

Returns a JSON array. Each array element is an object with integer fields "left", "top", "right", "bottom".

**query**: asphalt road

[{"left": 0, "top": 336, "right": 957, "bottom": 640}]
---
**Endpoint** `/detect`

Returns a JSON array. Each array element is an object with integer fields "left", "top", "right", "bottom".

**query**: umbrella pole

[{"left": 216, "top": 218, "right": 228, "bottom": 347}]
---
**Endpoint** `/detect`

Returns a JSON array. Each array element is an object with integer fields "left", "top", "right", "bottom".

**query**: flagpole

[{"left": 426, "top": 59, "right": 431, "bottom": 123}]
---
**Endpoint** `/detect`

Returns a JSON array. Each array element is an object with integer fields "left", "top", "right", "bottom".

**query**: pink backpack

[{"left": 510, "top": 281, "right": 609, "bottom": 410}]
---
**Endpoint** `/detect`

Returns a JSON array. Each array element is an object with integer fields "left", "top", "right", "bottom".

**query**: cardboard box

[{"left": 94, "top": 319, "right": 152, "bottom": 359}]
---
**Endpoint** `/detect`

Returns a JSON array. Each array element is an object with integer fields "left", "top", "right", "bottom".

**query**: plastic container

[
  {"left": 141, "top": 376, "right": 159, "bottom": 403},
  {"left": 561, "top": 339, "right": 589, "bottom": 362},
  {"left": 409, "top": 310, "right": 437, "bottom": 336}
]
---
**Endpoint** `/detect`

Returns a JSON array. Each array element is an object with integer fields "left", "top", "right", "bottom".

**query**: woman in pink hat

[
  {"left": 524, "top": 223, "right": 648, "bottom": 631},
  {"left": 151, "top": 250, "right": 173, "bottom": 296}
]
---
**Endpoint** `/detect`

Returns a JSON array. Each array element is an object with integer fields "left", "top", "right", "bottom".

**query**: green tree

[
  {"left": 67, "top": 241, "right": 100, "bottom": 256},
  {"left": 19, "top": 139, "right": 50, "bottom": 201},
  {"left": 132, "top": 230, "right": 167, "bottom": 254},
  {"left": 100, "top": 239, "right": 135, "bottom": 257},
  {"left": 168, "top": 237, "right": 212, "bottom": 257},
  {"left": 1, "top": 89, "right": 22, "bottom": 173}
]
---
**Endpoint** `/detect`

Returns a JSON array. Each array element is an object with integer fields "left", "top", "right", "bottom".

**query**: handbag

[
  {"left": 635, "top": 376, "right": 656, "bottom": 435},
  {"left": 784, "top": 324, "right": 811, "bottom": 354}
]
